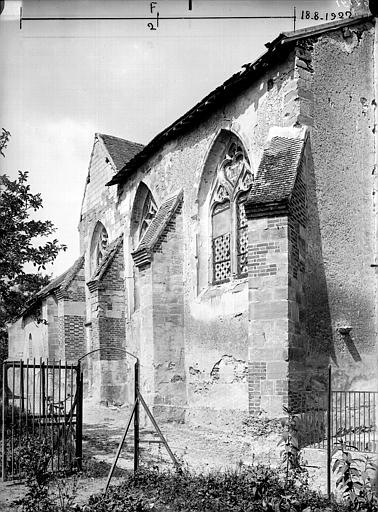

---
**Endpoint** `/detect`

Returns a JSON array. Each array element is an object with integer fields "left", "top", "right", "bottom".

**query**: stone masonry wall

[
  {"left": 57, "top": 265, "right": 86, "bottom": 362},
  {"left": 248, "top": 215, "right": 290, "bottom": 417},
  {"left": 73, "top": 19, "right": 376, "bottom": 418},
  {"left": 89, "top": 241, "right": 126, "bottom": 403},
  {"left": 120, "top": 53, "right": 298, "bottom": 424},
  {"left": 305, "top": 23, "right": 376, "bottom": 390},
  {"left": 151, "top": 206, "right": 186, "bottom": 422}
]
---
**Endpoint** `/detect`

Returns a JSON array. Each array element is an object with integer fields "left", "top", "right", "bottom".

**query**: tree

[{"left": 0, "top": 128, "right": 66, "bottom": 361}]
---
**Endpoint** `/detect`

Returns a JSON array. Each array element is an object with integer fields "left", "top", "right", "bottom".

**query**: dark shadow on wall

[{"left": 303, "top": 137, "right": 335, "bottom": 386}]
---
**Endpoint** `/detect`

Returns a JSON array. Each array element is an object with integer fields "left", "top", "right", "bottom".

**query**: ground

[{"left": 0, "top": 400, "right": 331, "bottom": 511}]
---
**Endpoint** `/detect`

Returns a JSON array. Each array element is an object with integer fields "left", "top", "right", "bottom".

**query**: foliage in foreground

[
  {"left": 85, "top": 466, "right": 339, "bottom": 512},
  {"left": 0, "top": 128, "right": 66, "bottom": 367}
]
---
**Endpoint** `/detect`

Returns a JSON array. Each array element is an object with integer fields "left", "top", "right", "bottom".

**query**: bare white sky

[{"left": 0, "top": 0, "right": 353, "bottom": 276}]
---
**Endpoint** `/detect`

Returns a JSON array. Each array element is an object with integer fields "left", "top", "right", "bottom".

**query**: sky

[{"left": 0, "top": 0, "right": 359, "bottom": 277}]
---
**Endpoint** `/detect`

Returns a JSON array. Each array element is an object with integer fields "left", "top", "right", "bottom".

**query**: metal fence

[
  {"left": 292, "top": 389, "right": 377, "bottom": 453},
  {"left": 1, "top": 359, "right": 83, "bottom": 481},
  {"left": 332, "top": 390, "right": 377, "bottom": 453}
]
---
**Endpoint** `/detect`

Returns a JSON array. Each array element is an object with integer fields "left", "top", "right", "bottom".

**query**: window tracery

[
  {"left": 211, "top": 139, "right": 253, "bottom": 284},
  {"left": 139, "top": 192, "right": 157, "bottom": 241},
  {"left": 90, "top": 222, "right": 108, "bottom": 275}
]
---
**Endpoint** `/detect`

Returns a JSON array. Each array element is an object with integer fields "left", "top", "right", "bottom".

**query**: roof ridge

[{"left": 97, "top": 132, "right": 144, "bottom": 147}]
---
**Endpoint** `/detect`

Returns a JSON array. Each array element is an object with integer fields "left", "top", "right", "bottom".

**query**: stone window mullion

[
  {"left": 231, "top": 199, "right": 238, "bottom": 278},
  {"left": 209, "top": 136, "right": 253, "bottom": 285}
]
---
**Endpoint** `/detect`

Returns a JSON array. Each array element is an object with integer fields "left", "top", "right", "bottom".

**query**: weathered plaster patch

[{"left": 210, "top": 355, "right": 248, "bottom": 384}]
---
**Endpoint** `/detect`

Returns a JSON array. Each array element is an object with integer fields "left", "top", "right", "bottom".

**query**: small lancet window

[{"left": 210, "top": 137, "right": 253, "bottom": 284}]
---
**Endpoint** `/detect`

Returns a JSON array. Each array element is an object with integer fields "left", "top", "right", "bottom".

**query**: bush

[{"left": 85, "top": 465, "right": 337, "bottom": 512}]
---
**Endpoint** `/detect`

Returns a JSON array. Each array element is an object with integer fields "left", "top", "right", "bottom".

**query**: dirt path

[
  {"left": 0, "top": 400, "right": 328, "bottom": 510},
  {"left": 82, "top": 400, "right": 283, "bottom": 473}
]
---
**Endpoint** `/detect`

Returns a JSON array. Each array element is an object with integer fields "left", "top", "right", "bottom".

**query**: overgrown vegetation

[
  {"left": 9, "top": 402, "right": 378, "bottom": 511},
  {"left": 86, "top": 465, "right": 334, "bottom": 512},
  {"left": 242, "top": 410, "right": 283, "bottom": 437},
  {"left": 333, "top": 438, "right": 378, "bottom": 511}
]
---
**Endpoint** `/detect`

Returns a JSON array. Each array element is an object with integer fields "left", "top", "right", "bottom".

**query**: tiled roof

[
  {"left": 245, "top": 127, "right": 307, "bottom": 216},
  {"left": 132, "top": 191, "right": 183, "bottom": 267},
  {"left": 98, "top": 133, "right": 144, "bottom": 171},
  {"left": 106, "top": 14, "right": 372, "bottom": 186},
  {"left": 20, "top": 256, "right": 84, "bottom": 317},
  {"left": 89, "top": 235, "right": 123, "bottom": 283}
]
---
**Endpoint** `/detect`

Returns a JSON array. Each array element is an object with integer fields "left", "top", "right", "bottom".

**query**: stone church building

[{"left": 8, "top": 14, "right": 378, "bottom": 422}]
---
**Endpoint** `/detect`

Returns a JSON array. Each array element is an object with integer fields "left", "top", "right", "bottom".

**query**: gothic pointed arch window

[
  {"left": 139, "top": 190, "right": 157, "bottom": 241},
  {"left": 210, "top": 137, "right": 253, "bottom": 284},
  {"left": 90, "top": 221, "right": 108, "bottom": 275}
]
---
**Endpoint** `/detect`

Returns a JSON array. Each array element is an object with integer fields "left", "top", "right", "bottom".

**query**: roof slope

[
  {"left": 132, "top": 191, "right": 183, "bottom": 267},
  {"left": 20, "top": 256, "right": 84, "bottom": 317},
  {"left": 245, "top": 126, "right": 307, "bottom": 217},
  {"left": 98, "top": 133, "right": 144, "bottom": 171},
  {"left": 89, "top": 235, "right": 123, "bottom": 283},
  {"left": 107, "top": 14, "right": 372, "bottom": 186}
]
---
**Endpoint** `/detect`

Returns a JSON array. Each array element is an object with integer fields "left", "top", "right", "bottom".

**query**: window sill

[{"left": 197, "top": 276, "right": 248, "bottom": 301}]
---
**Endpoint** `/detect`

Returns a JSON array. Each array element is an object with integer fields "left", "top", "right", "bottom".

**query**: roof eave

[
  {"left": 106, "top": 44, "right": 292, "bottom": 186},
  {"left": 107, "top": 14, "right": 373, "bottom": 187}
]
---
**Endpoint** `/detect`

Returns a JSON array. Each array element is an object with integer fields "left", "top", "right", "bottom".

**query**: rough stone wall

[
  {"left": 151, "top": 206, "right": 186, "bottom": 421},
  {"left": 248, "top": 215, "right": 290, "bottom": 417},
  {"left": 79, "top": 137, "right": 124, "bottom": 252},
  {"left": 70, "top": 19, "right": 376, "bottom": 418},
  {"left": 79, "top": 137, "right": 129, "bottom": 401},
  {"left": 121, "top": 53, "right": 297, "bottom": 423},
  {"left": 306, "top": 23, "right": 376, "bottom": 390},
  {"left": 88, "top": 241, "right": 126, "bottom": 403}
]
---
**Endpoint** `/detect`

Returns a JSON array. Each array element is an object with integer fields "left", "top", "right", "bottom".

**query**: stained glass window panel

[{"left": 212, "top": 201, "right": 231, "bottom": 283}]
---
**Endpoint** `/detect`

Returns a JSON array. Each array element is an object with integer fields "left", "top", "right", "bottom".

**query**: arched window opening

[
  {"left": 90, "top": 222, "right": 108, "bottom": 275},
  {"left": 210, "top": 136, "right": 253, "bottom": 284},
  {"left": 129, "top": 183, "right": 157, "bottom": 313},
  {"left": 139, "top": 192, "right": 157, "bottom": 241},
  {"left": 130, "top": 183, "right": 157, "bottom": 249}
]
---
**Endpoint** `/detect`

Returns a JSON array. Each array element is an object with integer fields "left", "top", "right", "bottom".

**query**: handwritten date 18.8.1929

[{"left": 300, "top": 10, "right": 352, "bottom": 21}]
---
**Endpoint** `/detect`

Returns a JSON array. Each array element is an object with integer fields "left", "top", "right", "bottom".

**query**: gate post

[
  {"left": 327, "top": 364, "right": 332, "bottom": 499},
  {"left": 134, "top": 359, "right": 140, "bottom": 473},
  {"left": 2, "top": 362, "right": 8, "bottom": 482},
  {"left": 75, "top": 362, "right": 83, "bottom": 471}
]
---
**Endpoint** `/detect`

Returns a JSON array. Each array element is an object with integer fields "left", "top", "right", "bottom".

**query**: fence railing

[
  {"left": 332, "top": 390, "right": 377, "bottom": 453},
  {"left": 1, "top": 359, "right": 83, "bottom": 481},
  {"left": 292, "top": 389, "right": 377, "bottom": 453}
]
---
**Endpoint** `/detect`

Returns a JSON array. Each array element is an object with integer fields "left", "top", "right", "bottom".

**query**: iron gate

[{"left": 1, "top": 359, "right": 83, "bottom": 481}]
